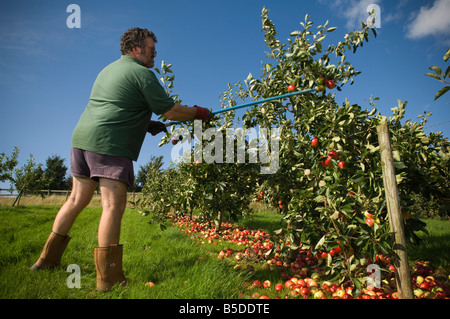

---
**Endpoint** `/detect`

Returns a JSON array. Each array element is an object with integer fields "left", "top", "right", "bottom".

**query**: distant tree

[
  {"left": 42, "top": 155, "right": 69, "bottom": 190},
  {"left": 1, "top": 147, "right": 47, "bottom": 206},
  {"left": 11, "top": 154, "right": 44, "bottom": 206},
  {"left": 131, "top": 156, "right": 164, "bottom": 192},
  {"left": 0, "top": 147, "right": 19, "bottom": 185}
]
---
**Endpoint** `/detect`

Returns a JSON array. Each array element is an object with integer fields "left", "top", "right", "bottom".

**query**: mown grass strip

[{"left": 0, "top": 206, "right": 250, "bottom": 299}]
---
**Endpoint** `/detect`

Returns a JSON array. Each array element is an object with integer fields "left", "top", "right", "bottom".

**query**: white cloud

[{"left": 406, "top": 0, "right": 450, "bottom": 39}]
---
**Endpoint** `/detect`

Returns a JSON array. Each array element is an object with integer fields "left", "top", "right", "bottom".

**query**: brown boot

[
  {"left": 95, "top": 244, "right": 128, "bottom": 291},
  {"left": 30, "top": 232, "right": 72, "bottom": 271}
]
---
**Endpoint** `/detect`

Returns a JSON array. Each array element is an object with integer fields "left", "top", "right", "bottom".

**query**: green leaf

[
  {"left": 444, "top": 65, "right": 450, "bottom": 78},
  {"left": 425, "top": 72, "right": 441, "bottom": 81},
  {"left": 434, "top": 86, "right": 450, "bottom": 101},
  {"left": 393, "top": 161, "right": 406, "bottom": 170},
  {"left": 316, "top": 35, "right": 326, "bottom": 43},
  {"left": 315, "top": 235, "right": 325, "bottom": 249},
  {"left": 330, "top": 210, "right": 339, "bottom": 220},
  {"left": 444, "top": 48, "right": 450, "bottom": 61},
  {"left": 274, "top": 228, "right": 283, "bottom": 235},
  {"left": 368, "top": 108, "right": 377, "bottom": 116},
  {"left": 429, "top": 66, "right": 443, "bottom": 78},
  {"left": 326, "top": 27, "right": 337, "bottom": 33},
  {"left": 371, "top": 28, "right": 377, "bottom": 38}
]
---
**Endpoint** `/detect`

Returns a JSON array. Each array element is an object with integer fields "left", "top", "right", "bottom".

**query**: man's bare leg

[
  {"left": 97, "top": 178, "right": 128, "bottom": 247},
  {"left": 52, "top": 176, "right": 98, "bottom": 236},
  {"left": 31, "top": 176, "right": 97, "bottom": 270}
]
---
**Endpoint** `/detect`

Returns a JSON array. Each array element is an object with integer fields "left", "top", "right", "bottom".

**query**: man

[{"left": 30, "top": 28, "right": 212, "bottom": 291}]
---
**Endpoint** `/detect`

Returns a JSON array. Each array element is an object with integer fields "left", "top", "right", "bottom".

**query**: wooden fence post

[{"left": 376, "top": 123, "right": 414, "bottom": 299}]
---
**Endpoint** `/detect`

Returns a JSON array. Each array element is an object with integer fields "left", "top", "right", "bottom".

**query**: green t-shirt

[{"left": 72, "top": 55, "right": 175, "bottom": 161}]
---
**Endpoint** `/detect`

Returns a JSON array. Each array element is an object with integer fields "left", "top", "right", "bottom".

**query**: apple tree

[
  {"left": 163, "top": 93, "right": 261, "bottom": 231},
  {"left": 234, "top": 8, "right": 444, "bottom": 286},
  {"left": 137, "top": 62, "right": 261, "bottom": 231}
]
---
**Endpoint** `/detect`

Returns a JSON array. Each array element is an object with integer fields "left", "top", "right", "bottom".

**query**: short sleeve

[{"left": 142, "top": 71, "right": 176, "bottom": 115}]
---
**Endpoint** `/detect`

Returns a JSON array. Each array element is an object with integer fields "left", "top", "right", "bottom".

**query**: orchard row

[{"left": 141, "top": 8, "right": 450, "bottom": 295}]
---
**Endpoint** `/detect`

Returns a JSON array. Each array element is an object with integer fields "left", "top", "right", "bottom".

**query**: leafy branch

[{"left": 425, "top": 48, "right": 450, "bottom": 101}]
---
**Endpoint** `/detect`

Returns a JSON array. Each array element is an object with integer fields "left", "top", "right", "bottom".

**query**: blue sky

[{"left": 1, "top": 0, "right": 449, "bottom": 189}]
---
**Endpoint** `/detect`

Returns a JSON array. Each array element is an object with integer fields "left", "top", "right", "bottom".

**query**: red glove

[{"left": 194, "top": 105, "right": 213, "bottom": 122}]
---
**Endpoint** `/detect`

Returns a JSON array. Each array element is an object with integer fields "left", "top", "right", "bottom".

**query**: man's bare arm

[
  {"left": 162, "top": 104, "right": 197, "bottom": 121},
  {"left": 162, "top": 104, "right": 212, "bottom": 122}
]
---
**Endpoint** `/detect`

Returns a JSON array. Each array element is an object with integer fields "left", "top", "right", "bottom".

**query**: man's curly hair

[{"left": 120, "top": 28, "right": 157, "bottom": 55}]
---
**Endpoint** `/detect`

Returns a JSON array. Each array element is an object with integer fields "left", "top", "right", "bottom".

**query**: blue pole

[{"left": 166, "top": 88, "right": 314, "bottom": 126}]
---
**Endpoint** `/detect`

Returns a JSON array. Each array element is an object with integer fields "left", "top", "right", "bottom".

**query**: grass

[
  {"left": 0, "top": 205, "right": 251, "bottom": 299},
  {"left": 406, "top": 219, "right": 450, "bottom": 277},
  {"left": 0, "top": 203, "right": 448, "bottom": 299}
]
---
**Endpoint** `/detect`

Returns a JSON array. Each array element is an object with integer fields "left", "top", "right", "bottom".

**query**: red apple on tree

[
  {"left": 326, "top": 79, "right": 336, "bottom": 89},
  {"left": 288, "top": 84, "right": 296, "bottom": 92},
  {"left": 334, "top": 246, "right": 342, "bottom": 254},
  {"left": 365, "top": 218, "right": 374, "bottom": 227},
  {"left": 338, "top": 160, "right": 347, "bottom": 170},
  {"left": 328, "top": 150, "right": 339, "bottom": 159},
  {"left": 311, "top": 137, "right": 319, "bottom": 147},
  {"left": 322, "top": 158, "right": 332, "bottom": 169}
]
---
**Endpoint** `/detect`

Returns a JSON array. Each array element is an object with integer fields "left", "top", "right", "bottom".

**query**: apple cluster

[
  {"left": 315, "top": 76, "right": 336, "bottom": 92},
  {"left": 286, "top": 77, "right": 336, "bottom": 95},
  {"left": 167, "top": 213, "right": 450, "bottom": 299},
  {"left": 310, "top": 137, "right": 347, "bottom": 171},
  {"left": 311, "top": 138, "right": 382, "bottom": 232}
]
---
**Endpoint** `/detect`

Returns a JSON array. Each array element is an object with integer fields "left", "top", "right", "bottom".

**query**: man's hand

[
  {"left": 147, "top": 120, "right": 168, "bottom": 135},
  {"left": 194, "top": 105, "right": 214, "bottom": 123}
]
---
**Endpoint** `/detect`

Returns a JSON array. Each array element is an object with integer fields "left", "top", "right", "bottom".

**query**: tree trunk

[
  {"left": 285, "top": 220, "right": 301, "bottom": 264},
  {"left": 12, "top": 190, "right": 23, "bottom": 207},
  {"left": 215, "top": 210, "right": 222, "bottom": 232}
]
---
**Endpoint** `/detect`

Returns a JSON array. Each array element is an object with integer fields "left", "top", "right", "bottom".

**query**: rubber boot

[
  {"left": 95, "top": 244, "right": 128, "bottom": 291},
  {"left": 30, "top": 232, "right": 72, "bottom": 271}
]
